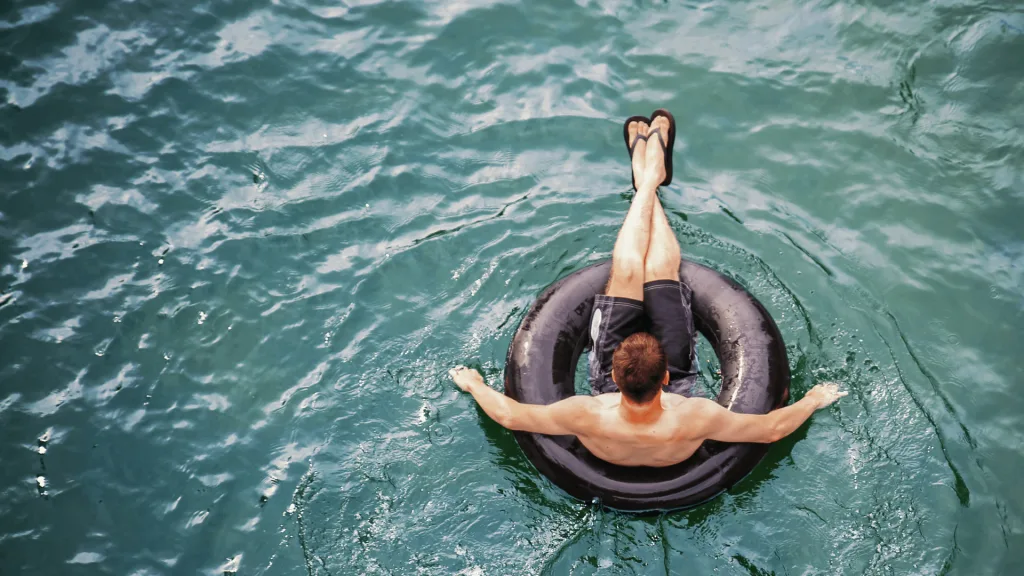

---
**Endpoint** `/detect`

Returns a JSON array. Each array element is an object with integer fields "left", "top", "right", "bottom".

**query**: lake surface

[{"left": 1, "top": 0, "right": 1022, "bottom": 573}]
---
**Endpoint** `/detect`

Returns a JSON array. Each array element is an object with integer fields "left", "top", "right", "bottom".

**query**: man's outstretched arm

[
  {"left": 690, "top": 383, "right": 847, "bottom": 444},
  {"left": 450, "top": 366, "right": 591, "bottom": 435}
]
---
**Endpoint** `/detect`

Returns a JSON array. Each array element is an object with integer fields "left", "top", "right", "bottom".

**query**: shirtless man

[{"left": 450, "top": 112, "right": 846, "bottom": 467}]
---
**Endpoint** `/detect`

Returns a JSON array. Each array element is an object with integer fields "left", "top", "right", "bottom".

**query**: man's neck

[{"left": 618, "top": 391, "right": 664, "bottom": 424}]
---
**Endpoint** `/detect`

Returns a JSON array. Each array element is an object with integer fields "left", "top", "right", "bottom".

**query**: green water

[{"left": 2, "top": 0, "right": 1022, "bottom": 573}]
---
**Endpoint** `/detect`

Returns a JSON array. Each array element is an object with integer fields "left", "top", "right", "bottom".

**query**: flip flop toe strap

[
  {"left": 645, "top": 128, "right": 665, "bottom": 150},
  {"left": 629, "top": 133, "right": 648, "bottom": 155}
]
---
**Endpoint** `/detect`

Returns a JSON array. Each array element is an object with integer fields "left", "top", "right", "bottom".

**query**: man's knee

[
  {"left": 645, "top": 251, "right": 679, "bottom": 280},
  {"left": 610, "top": 255, "right": 644, "bottom": 288}
]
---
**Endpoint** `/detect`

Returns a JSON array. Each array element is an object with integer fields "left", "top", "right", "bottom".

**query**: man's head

[{"left": 611, "top": 332, "right": 668, "bottom": 404}]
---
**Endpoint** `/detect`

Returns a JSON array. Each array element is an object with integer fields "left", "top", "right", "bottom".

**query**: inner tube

[{"left": 503, "top": 258, "right": 790, "bottom": 511}]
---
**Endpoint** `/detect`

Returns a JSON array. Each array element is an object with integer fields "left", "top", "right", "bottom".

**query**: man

[{"left": 450, "top": 112, "right": 846, "bottom": 467}]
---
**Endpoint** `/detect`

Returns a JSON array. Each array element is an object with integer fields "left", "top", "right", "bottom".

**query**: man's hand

[
  {"left": 805, "top": 382, "right": 848, "bottom": 409},
  {"left": 449, "top": 366, "right": 484, "bottom": 392}
]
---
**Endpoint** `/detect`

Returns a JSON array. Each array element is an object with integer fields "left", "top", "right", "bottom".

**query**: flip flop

[
  {"left": 649, "top": 109, "right": 676, "bottom": 186},
  {"left": 622, "top": 115, "right": 650, "bottom": 191}
]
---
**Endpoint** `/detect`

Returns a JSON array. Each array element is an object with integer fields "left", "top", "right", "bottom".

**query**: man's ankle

[{"left": 636, "top": 180, "right": 659, "bottom": 195}]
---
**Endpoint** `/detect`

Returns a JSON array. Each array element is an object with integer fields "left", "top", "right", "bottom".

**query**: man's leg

[
  {"left": 644, "top": 201, "right": 681, "bottom": 282},
  {"left": 642, "top": 114, "right": 679, "bottom": 283},
  {"left": 606, "top": 120, "right": 661, "bottom": 300},
  {"left": 587, "top": 119, "right": 655, "bottom": 393},
  {"left": 642, "top": 115, "right": 697, "bottom": 393}
]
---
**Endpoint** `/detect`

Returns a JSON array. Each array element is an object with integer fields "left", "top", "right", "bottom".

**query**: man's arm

[
  {"left": 450, "top": 367, "right": 592, "bottom": 435},
  {"left": 690, "top": 383, "right": 847, "bottom": 443}
]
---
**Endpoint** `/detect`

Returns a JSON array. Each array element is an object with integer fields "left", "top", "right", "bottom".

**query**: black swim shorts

[{"left": 587, "top": 279, "right": 698, "bottom": 396}]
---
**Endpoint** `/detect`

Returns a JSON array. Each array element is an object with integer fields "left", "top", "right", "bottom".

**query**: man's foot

[
  {"left": 628, "top": 119, "right": 648, "bottom": 190},
  {"left": 641, "top": 114, "right": 670, "bottom": 189}
]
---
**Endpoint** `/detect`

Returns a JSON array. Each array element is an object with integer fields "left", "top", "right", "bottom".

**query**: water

[{"left": 1, "top": 0, "right": 1022, "bottom": 573}]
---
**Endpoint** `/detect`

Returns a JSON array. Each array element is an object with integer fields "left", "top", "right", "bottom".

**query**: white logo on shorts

[{"left": 590, "top": 308, "right": 602, "bottom": 342}]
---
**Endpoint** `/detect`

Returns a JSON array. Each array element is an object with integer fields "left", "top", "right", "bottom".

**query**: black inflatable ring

[{"left": 503, "top": 259, "right": 790, "bottom": 511}]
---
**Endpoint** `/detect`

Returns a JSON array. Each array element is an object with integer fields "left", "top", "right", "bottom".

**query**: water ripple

[{"left": 1, "top": 0, "right": 1022, "bottom": 573}]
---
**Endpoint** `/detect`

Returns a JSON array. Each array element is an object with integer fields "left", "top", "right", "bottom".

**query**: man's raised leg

[
  {"left": 641, "top": 113, "right": 696, "bottom": 392},
  {"left": 606, "top": 120, "right": 660, "bottom": 300},
  {"left": 645, "top": 193, "right": 681, "bottom": 281},
  {"left": 586, "top": 119, "right": 659, "bottom": 393},
  {"left": 643, "top": 114, "right": 680, "bottom": 282}
]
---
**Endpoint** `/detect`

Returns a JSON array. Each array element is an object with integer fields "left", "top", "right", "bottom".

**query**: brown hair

[{"left": 611, "top": 332, "right": 667, "bottom": 403}]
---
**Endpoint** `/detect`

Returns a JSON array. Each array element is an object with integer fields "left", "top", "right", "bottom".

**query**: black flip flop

[
  {"left": 622, "top": 115, "right": 649, "bottom": 191},
  {"left": 649, "top": 109, "right": 676, "bottom": 186}
]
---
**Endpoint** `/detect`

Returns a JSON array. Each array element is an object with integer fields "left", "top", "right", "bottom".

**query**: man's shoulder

[
  {"left": 661, "top": 393, "right": 713, "bottom": 412},
  {"left": 546, "top": 395, "right": 604, "bottom": 433},
  {"left": 557, "top": 394, "right": 606, "bottom": 412},
  {"left": 662, "top": 395, "right": 716, "bottom": 435}
]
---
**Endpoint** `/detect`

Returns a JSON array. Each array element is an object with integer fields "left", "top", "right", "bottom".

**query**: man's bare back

[
  {"left": 452, "top": 370, "right": 704, "bottom": 467},
  {"left": 576, "top": 392, "right": 705, "bottom": 466}
]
